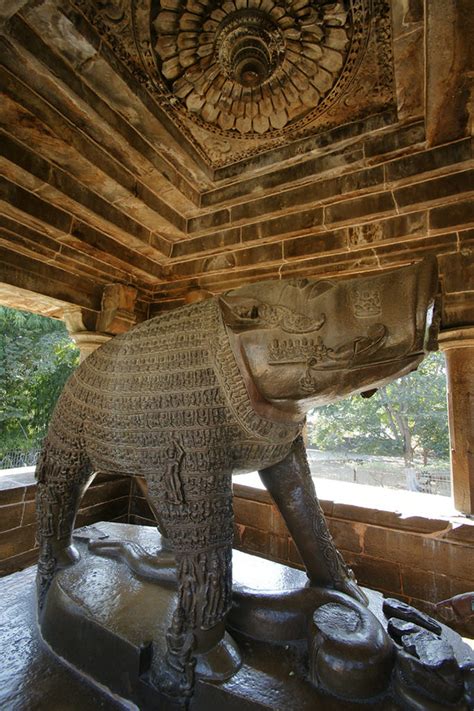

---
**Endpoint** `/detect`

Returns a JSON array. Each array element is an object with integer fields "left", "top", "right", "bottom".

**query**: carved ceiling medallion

[
  {"left": 135, "top": 0, "right": 369, "bottom": 137},
  {"left": 72, "top": 0, "right": 392, "bottom": 164}
]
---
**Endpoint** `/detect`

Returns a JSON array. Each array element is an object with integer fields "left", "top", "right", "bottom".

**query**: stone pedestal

[
  {"left": 439, "top": 328, "right": 474, "bottom": 515},
  {"left": 38, "top": 522, "right": 473, "bottom": 711}
]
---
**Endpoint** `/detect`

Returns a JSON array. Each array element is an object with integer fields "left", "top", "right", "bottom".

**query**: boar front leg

[
  {"left": 259, "top": 435, "right": 367, "bottom": 605},
  {"left": 146, "top": 456, "right": 235, "bottom": 698}
]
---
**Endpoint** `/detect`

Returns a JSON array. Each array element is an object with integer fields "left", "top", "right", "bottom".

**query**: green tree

[
  {"left": 0, "top": 306, "right": 79, "bottom": 458},
  {"left": 307, "top": 352, "right": 449, "bottom": 479}
]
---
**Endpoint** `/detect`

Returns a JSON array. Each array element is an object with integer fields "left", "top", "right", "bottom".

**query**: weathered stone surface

[
  {"left": 0, "top": 503, "right": 23, "bottom": 532},
  {"left": 233, "top": 498, "right": 273, "bottom": 532},
  {"left": 391, "top": 24, "right": 424, "bottom": 120},
  {"left": 232, "top": 482, "right": 474, "bottom": 638},
  {"left": 430, "top": 199, "right": 474, "bottom": 232},
  {"left": 385, "top": 139, "right": 472, "bottom": 184},
  {"left": 0, "top": 474, "right": 132, "bottom": 576},
  {"left": 170, "top": 227, "right": 241, "bottom": 258},
  {"left": 230, "top": 166, "right": 384, "bottom": 223},
  {"left": 426, "top": 0, "right": 474, "bottom": 146},
  {"left": 327, "top": 519, "right": 364, "bottom": 555},
  {"left": 324, "top": 192, "right": 396, "bottom": 226},
  {"left": 242, "top": 208, "right": 323, "bottom": 241},
  {"left": 439, "top": 252, "right": 474, "bottom": 296},
  {"left": 363, "top": 121, "right": 425, "bottom": 159},
  {"left": 394, "top": 170, "right": 474, "bottom": 210},
  {"left": 0, "top": 0, "right": 473, "bottom": 641},
  {"left": 346, "top": 552, "right": 403, "bottom": 594},
  {"left": 205, "top": 146, "right": 366, "bottom": 206}
]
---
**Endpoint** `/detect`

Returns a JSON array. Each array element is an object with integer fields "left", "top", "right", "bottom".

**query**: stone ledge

[{"left": 233, "top": 474, "right": 474, "bottom": 539}]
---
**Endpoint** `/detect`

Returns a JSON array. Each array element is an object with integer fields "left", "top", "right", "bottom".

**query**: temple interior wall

[
  {"left": 0, "top": 1, "right": 473, "bottom": 670},
  {"left": 0, "top": 472, "right": 131, "bottom": 577}
]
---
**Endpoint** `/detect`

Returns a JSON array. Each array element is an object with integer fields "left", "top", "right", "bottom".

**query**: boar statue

[{"left": 36, "top": 257, "right": 447, "bottom": 703}]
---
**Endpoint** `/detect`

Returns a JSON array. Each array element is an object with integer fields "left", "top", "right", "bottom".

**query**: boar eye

[{"left": 248, "top": 305, "right": 259, "bottom": 319}]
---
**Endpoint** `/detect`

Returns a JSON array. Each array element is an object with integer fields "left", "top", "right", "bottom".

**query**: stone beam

[
  {"left": 0, "top": 281, "right": 68, "bottom": 319},
  {"left": 0, "top": 0, "right": 30, "bottom": 28}
]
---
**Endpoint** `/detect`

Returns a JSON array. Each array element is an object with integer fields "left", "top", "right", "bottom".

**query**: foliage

[
  {"left": 307, "top": 352, "right": 450, "bottom": 465},
  {"left": 0, "top": 306, "right": 79, "bottom": 458}
]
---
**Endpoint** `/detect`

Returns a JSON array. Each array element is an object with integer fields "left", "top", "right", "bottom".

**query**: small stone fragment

[
  {"left": 383, "top": 598, "right": 442, "bottom": 635},
  {"left": 387, "top": 617, "right": 422, "bottom": 643}
]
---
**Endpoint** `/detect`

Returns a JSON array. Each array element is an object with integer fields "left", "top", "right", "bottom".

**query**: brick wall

[
  {"left": 232, "top": 483, "right": 474, "bottom": 638},
  {"left": 0, "top": 471, "right": 131, "bottom": 576},
  {"left": 3, "top": 470, "right": 473, "bottom": 636}
]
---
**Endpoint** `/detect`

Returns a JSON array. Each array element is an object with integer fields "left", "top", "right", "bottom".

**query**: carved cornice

[{"left": 438, "top": 327, "right": 474, "bottom": 351}]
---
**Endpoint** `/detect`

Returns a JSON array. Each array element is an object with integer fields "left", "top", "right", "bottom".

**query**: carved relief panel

[{"left": 71, "top": 0, "right": 394, "bottom": 166}]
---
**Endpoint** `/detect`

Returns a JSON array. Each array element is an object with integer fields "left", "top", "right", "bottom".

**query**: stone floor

[{"left": 0, "top": 566, "right": 130, "bottom": 710}]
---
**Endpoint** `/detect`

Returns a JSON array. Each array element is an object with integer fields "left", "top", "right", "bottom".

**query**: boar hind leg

[
  {"left": 259, "top": 435, "right": 367, "bottom": 605},
  {"left": 146, "top": 467, "right": 235, "bottom": 698},
  {"left": 36, "top": 441, "right": 94, "bottom": 608}
]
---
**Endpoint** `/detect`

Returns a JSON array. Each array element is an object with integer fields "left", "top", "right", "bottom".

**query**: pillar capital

[
  {"left": 438, "top": 326, "right": 474, "bottom": 351},
  {"left": 96, "top": 283, "right": 138, "bottom": 334},
  {"left": 69, "top": 331, "right": 111, "bottom": 362}
]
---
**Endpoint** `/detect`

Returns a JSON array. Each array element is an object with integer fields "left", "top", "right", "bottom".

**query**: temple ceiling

[
  {"left": 77, "top": 0, "right": 394, "bottom": 166},
  {"left": 0, "top": 0, "right": 472, "bottom": 327}
]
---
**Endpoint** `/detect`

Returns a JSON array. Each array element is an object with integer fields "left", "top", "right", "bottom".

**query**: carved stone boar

[{"left": 36, "top": 257, "right": 438, "bottom": 695}]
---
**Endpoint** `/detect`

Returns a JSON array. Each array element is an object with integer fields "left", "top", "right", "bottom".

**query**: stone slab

[
  {"left": 37, "top": 522, "right": 474, "bottom": 710},
  {"left": 0, "top": 565, "right": 126, "bottom": 710}
]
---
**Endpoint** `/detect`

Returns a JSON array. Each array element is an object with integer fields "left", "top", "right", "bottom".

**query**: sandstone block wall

[
  {"left": 232, "top": 484, "right": 474, "bottom": 638},
  {"left": 2, "top": 471, "right": 473, "bottom": 637},
  {"left": 0, "top": 471, "right": 131, "bottom": 576},
  {"left": 129, "top": 477, "right": 474, "bottom": 637}
]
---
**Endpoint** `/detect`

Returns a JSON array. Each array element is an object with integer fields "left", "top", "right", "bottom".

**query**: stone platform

[
  {"left": 0, "top": 564, "right": 126, "bottom": 710},
  {"left": 2, "top": 522, "right": 473, "bottom": 710},
  {"left": 41, "top": 522, "right": 399, "bottom": 710}
]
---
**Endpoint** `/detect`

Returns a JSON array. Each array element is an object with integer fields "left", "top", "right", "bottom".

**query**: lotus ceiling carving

[
  {"left": 72, "top": 0, "right": 393, "bottom": 163},
  {"left": 141, "top": 0, "right": 368, "bottom": 136}
]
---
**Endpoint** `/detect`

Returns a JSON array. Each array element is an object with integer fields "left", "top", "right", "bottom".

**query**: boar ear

[{"left": 219, "top": 295, "right": 263, "bottom": 331}]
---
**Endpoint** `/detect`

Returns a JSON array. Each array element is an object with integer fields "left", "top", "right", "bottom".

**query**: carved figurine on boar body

[{"left": 36, "top": 258, "right": 441, "bottom": 699}]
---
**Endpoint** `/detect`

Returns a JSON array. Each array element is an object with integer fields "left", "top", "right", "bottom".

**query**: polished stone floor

[{"left": 0, "top": 566, "right": 130, "bottom": 710}]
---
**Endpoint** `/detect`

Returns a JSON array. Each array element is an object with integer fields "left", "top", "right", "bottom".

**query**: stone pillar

[
  {"left": 425, "top": 0, "right": 473, "bottom": 146},
  {"left": 438, "top": 327, "right": 474, "bottom": 515},
  {"left": 70, "top": 331, "right": 111, "bottom": 363},
  {"left": 62, "top": 305, "right": 111, "bottom": 362},
  {"left": 62, "top": 283, "right": 139, "bottom": 361}
]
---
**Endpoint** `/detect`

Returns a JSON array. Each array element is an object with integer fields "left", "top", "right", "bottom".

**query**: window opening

[
  {"left": 306, "top": 351, "right": 450, "bottom": 496},
  {"left": 0, "top": 306, "right": 79, "bottom": 473}
]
